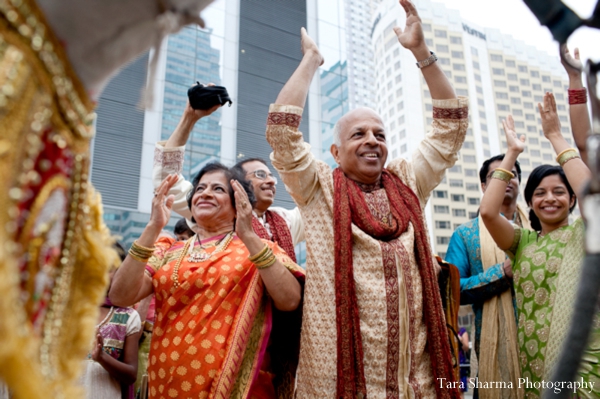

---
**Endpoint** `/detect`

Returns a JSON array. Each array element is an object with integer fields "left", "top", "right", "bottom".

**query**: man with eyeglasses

[{"left": 152, "top": 100, "right": 304, "bottom": 261}]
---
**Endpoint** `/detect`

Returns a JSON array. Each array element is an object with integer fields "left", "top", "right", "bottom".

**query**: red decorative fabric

[
  {"left": 267, "top": 112, "right": 301, "bottom": 128},
  {"left": 251, "top": 212, "right": 296, "bottom": 262},
  {"left": 333, "top": 168, "right": 460, "bottom": 399},
  {"left": 568, "top": 88, "right": 587, "bottom": 105},
  {"left": 432, "top": 107, "right": 469, "bottom": 120}
]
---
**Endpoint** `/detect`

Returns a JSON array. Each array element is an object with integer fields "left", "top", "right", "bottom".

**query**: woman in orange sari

[{"left": 109, "top": 163, "right": 304, "bottom": 399}]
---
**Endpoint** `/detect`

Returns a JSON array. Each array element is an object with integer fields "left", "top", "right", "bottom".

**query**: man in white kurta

[{"left": 265, "top": 2, "right": 468, "bottom": 398}]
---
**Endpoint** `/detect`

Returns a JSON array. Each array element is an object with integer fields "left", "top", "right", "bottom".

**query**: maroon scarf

[
  {"left": 251, "top": 210, "right": 297, "bottom": 262},
  {"left": 333, "top": 168, "right": 459, "bottom": 399}
]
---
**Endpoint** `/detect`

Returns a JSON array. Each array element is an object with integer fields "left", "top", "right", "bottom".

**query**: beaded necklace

[{"left": 173, "top": 232, "right": 235, "bottom": 288}]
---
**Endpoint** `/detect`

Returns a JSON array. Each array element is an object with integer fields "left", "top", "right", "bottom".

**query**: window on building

[
  {"left": 465, "top": 168, "right": 478, "bottom": 177},
  {"left": 522, "top": 91, "right": 531, "bottom": 97},
  {"left": 449, "top": 179, "right": 463, "bottom": 187},
  {"left": 477, "top": 98, "right": 485, "bottom": 107},
  {"left": 496, "top": 92, "right": 508, "bottom": 99},
  {"left": 452, "top": 209, "right": 467, "bottom": 217},
  {"left": 456, "top": 88, "right": 468, "bottom": 96},
  {"left": 452, "top": 194, "right": 465, "bottom": 202},
  {"left": 514, "top": 121, "right": 525, "bottom": 128},
  {"left": 440, "top": 57, "right": 451, "bottom": 65},
  {"left": 396, "top": 88, "right": 403, "bottom": 98},
  {"left": 449, "top": 165, "right": 462, "bottom": 173},
  {"left": 400, "top": 143, "right": 407, "bottom": 153},
  {"left": 531, "top": 70, "right": 540, "bottom": 77},
  {"left": 436, "top": 44, "right": 449, "bottom": 53},
  {"left": 422, "top": 23, "right": 432, "bottom": 31},
  {"left": 452, "top": 51, "right": 464, "bottom": 58},
  {"left": 511, "top": 97, "right": 521, "bottom": 104},
  {"left": 436, "top": 220, "right": 452, "bottom": 229},
  {"left": 525, "top": 114, "right": 535, "bottom": 121},
  {"left": 468, "top": 211, "right": 478, "bottom": 219},
  {"left": 399, "top": 129, "right": 406, "bottom": 139},
  {"left": 455, "top": 76, "right": 467, "bottom": 83},
  {"left": 463, "top": 141, "right": 475, "bottom": 149},
  {"left": 463, "top": 155, "right": 476, "bottom": 163},
  {"left": 437, "top": 236, "right": 451, "bottom": 245},
  {"left": 494, "top": 80, "right": 507, "bottom": 87},
  {"left": 466, "top": 183, "right": 480, "bottom": 191},
  {"left": 518, "top": 65, "right": 528, "bottom": 73},
  {"left": 557, "top": 104, "right": 566, "bottom": 111},
  {"left": 520, "top": 78, "right": 530, "bottom": 86},
  {"left": 553, "top": 80, "right": 562, "bottom": 87},
  {"left": 393, "top": 48, "right": 400, "bottom": 57},
  {"left": 513, "top": 109, "right": 523, "bottom": 116},
  {"left": 528, "top": 137, "right": 539, "bottom": 145},
  {"left": 534, "top": 95, "right": 543, "bottom": 102},
  {"left": 392, "top": 149, "right": 398, "bottom": 158},
  {"left": 555, "top": 93, "right": 564, "bottom": 101},
  {"left": 490, "top": 54, "right": 503, "bottom": 62},
  {"left": 471, "top": 47, "right": 478, "bottom": 56},
  {"left": 481, "top": 123, "right": 488, "bottom": 131},
  {"left": 435, "top": 29, "right": 447, "bottom": 38},
  {"left": 530, "top": 149, "right": 541, "bottom": 157},
  {"left": 497, "top": 104, "right": 510, "bottom": 111},
  {"left": 492, "top": 68, "right": 504, "bottom": 75},
  {"left": 425, "top": 38, "right": 433, "bottom": 46},
  {"left": 524, "top": 102, "right": 533, "bottom": 109},
  {"left": 475, "top": 74, "right": 481, "bottom": 82},
  {"left": 542, "top": 75, "right": 551, "bottom": 82},
  {"left": 543, "top": 153, "right": 553, "bottom": 161},
  {"left": 482, "top": 136, "right": 489, "bottom": 144},
  {"left": 468, "top": 197, "right": 480, "bottom": 205},
  {"left": 434, "top": 205, "right": 450, "bottom": 214},
  {"left": 453, "top": 64, "right": 466, "bottom": 71},
  {"left": 478, "top": 111, "right": 486, "bottom": 119},
  {"left": 520, "top": 157, "right": 530, "bottom": 165},
  {"left": 506, "top": 60, "right": 516, "bottom": 67},
  {"left": 507, "top": 73, "right": 517, "bottom": 81},
  {"left": 450, "top": 36, "right": 462, "bottom": 44},
  {"left": 433, "top": 190, "right": 448, "bottom": 198},
  {"left": 532, "top": 83, "right": 541, "bottom": 91},
  {"left": 473, "top": 61, "right": 480, "bottom": 70},
  {"left": 444, "top": 70, "right": 453, "bottom": 79},
  {"left": 509, "top": 85, "right": 519, "bottom": 93}
]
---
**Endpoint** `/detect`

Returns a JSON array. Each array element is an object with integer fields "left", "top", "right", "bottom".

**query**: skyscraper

[{"left": 370, "top": 0, "right": 572, "bottom": 257}]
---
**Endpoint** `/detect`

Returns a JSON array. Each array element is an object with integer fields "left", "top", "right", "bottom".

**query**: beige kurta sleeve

[
  {"left": 153, "top": 141, "right": 194, "bottom": 220},
  {"left": 266, "top": 104, "right": 321, "bottom": 208},
  {"left": 410, "top": 96, "right": 469, "bottom": 203}
]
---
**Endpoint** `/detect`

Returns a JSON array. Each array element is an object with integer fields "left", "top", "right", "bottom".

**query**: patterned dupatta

[
  {"left": 333, "top": 168, "right": 459, "bottom": 399},
  {"left": 251, "top": 211, "right": 297, "bottom": 262}
]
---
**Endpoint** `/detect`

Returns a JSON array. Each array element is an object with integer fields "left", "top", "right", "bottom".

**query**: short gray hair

[{"left": 333, "top": 120, "right": 342, "bottom": 146}]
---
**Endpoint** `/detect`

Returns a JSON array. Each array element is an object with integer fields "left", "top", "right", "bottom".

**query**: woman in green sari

[{"left": 480, "top": 92, "right": 598, "bottom": 399}]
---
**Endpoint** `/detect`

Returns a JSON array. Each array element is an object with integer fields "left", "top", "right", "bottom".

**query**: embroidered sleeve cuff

[
  {"left": 155, "top": 140, "right": 186, "bottom": 153},
  {"left": 154, "top": 141, "right": 185, "bottom": 176},
  {"left": 268, "top": 104, "right": 303, "bottom": 128},
  {"left": 432, "top": 96, "right": 469, "bottom": 119}
]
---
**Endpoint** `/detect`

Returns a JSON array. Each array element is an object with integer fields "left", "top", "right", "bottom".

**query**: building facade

[{"left": 371, "top": 0, "right": 572, "bottom": 257}]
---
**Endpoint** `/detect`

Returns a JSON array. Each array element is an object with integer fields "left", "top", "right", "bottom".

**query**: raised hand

[
  {"left": 538, "top": 92, "right": 562, "bottom": 140},
  {"left": 149, "top": 174, "right": 177, "bottom": 231},
  {"left": 393, "top": 0, "right": 425, "bottom": 52},
  {"left": 300, "top": 27, "right": 324, "bottom": 66},
  {"left": 502, "top": 115, "right": 525, "bottom": 155},
  {"left": 560, "top": 45, "right": 583, "bottom": 79},
  {"left": 232, "top": 179, "right": 255, "bottom": 241}
]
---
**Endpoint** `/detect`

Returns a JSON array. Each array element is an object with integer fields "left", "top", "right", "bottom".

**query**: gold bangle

[
  {"left": 255, "top": 255, "right": 277, "bottom": 270},
  {"left": 558, "top": 152, "right": 580, "bottom": 167},
  {"left": 494, "top": 167, "right": 515, "bottom": 179},
  {"left": 128, "top": 250, "right": 150, "bottom": 263},
  {"left": 131, "top": 240, "right": 155, "bottom": 258},
  {"left": 129, "top": 247, "right": 153, "bottom": 260},
  {"left": 491, "top": 170, "right": 512, "bottom": 184},
  {"left": 253, "top": 250, "right": 275, "bottom": 267},
  {"left": 555, "top": 148, "right": 577, "bottom": 162},
  {"left": 556, "top": 148, "right": 579, "bottom": 166},
  {"left": 248, "top": 244, "right": 270, "bottom": 263}
]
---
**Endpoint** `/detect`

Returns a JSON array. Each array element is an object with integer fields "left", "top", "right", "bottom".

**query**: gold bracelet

[
  {"left": 129, "top": 248, "right": 153, "bottom": 261},
  {"left": 253, "top": 249, "right": 275, "bottom": 267},
  {"left": 131, "top": 240, "right": 155, "bottom": 258},
  {"left": 255, "top": 254, "right": 277, "bottom": 270},
  {"left": 558, "top": 151, "right": 580, "bottom": 167},
  {"left": 128, "top": 250, "right": 150, "bottom": 263},
  {"left": 494, "top": 167, "right": 515, "bottom": 179},
  {"left": 491, "top": 169, "right": 512, "bottom": 184},
  {"left": 556, "top": 148, "right": 579, "bottom": 166},
  {"left": 248, "top": 244, "right": 269, "bottom": 262},
  {"left": 555, "top": 148, "right": 577, "bottom": 161}
]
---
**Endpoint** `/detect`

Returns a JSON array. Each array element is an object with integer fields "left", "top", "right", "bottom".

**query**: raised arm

[
  {"left": 538, "top": 92, "right": 591, "bottom": 198},
  {"left": 165, "top": 100, "right": 220, "bottom": 148},
  {"left": 393, "top": 0, "right": 455, "bottom": 100},
  {"left": 266, "top": 28, "right": 323, "bottom": 207},
  {"left": 110, "top": 175, "right": 178, "bottom": 306},
  {"left": 561, "top": 45, "right": 590, "bottom": 164},
  {"left": 480, "top": 115, "right": 524, "bottom": 250},
  {"left": 274, "top": 28, "right": 323, "bottom": 107}
]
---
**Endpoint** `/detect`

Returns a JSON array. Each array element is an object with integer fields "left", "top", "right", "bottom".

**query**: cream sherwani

[{"left": 265, "top": 99, "right": 469, "bottom": 398}]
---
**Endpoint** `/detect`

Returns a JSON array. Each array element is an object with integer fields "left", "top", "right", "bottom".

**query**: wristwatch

[{"left": 416, "top": 51, "right": 438, "bottom": 69}]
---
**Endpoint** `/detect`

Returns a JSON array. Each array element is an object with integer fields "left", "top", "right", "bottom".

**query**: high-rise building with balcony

[{"left": 371, "top": 0, "right": 572, "bottom": 257}]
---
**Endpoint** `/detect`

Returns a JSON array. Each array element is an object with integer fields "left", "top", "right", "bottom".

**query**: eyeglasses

[{"left": 247, "top": 170, "right": 277, "bottom": 184}]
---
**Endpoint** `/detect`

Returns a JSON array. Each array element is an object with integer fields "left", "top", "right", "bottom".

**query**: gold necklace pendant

[{"left": 188, "top": 251, "right": 211, "bottom": 263}]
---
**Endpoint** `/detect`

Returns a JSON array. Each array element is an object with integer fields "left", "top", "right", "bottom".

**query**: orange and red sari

[{"left": 146, "top": 235, "right": 304, "bottom": 399}]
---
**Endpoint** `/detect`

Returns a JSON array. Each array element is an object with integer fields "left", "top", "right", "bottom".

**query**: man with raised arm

[
  {"left": 153, "top": 101, "right": 304, "bottom": 260},
  {"left": 265, "top": 1, "right": 468, "bottom": 397}
]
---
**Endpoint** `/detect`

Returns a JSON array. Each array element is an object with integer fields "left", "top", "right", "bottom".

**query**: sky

[{"left": 441, "top": 0, "right": 599, "bottom": 62}]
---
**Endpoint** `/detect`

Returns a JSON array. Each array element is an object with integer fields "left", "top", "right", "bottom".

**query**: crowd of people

[{"left": 77, "top": 1, "right": 595, "bottom": 399}]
